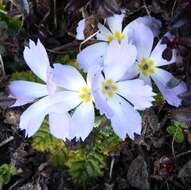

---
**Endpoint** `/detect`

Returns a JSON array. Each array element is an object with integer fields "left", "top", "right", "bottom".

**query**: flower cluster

[{"left": 9, "top": 13, "right": 187, "bottom": 141}]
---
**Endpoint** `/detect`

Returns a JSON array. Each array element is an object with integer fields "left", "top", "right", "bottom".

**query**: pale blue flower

[
  {"left": 50, "top": 64, "right": 95, "bottom": 140},
  {"left": 88, "top": 39, "right": 155, "bottom": 139},
  {"left": 125, "top": 26, "right": 187, "bottom": 107},
  {"left": 77, "top": 13, "right": 161, "bottom": 72},
  {"left": 8, "top": 40, "right": 71, "bottom": 138}
]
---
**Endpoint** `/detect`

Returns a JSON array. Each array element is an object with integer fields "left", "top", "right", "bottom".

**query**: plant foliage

[
  {"left": 11, "top": 71, "right": 43, "bottom": 83},
  {"left": 32, "top": 119, "right": 68, "bottom": 166},
  {"left": 167, "top": 122, "right": 187, "bottom": 143},
  {"left": 0, "top": 164, "right": 17, "bottom": 189},
  {"left": 31, "top": 116, "right": 120, "bottom": 186}
]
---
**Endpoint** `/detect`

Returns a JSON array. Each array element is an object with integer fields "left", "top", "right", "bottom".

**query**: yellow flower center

[
  {"left": 101, "top": 79, "right": 118, "bottom": 98},
  {"left": 79, "top": 86, "right": 92, "bottom": 103},
  {"left": 107, "top": 31, "right": 126, "bottom": 43},
  {"left": 138, "top": 57, "right": 155, "bottom": 77}
]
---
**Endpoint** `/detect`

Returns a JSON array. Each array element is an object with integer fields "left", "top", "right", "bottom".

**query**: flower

[
  {"left": 126, "top": 26, "right": 187, "bottom": 107},
  {"left": 77, "top": 13, "right": 161, "bottom": 72},
  {"left": 50, "top": 64, "right": 95, "bottom": 140},
  {"left": 88, "top": 39, "right": 155, "bottom": 139},
  {"left": 8, "top": 40, "right": 70, "bottom": 138}
]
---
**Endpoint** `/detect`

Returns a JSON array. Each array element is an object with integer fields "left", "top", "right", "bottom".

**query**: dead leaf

[
  {"left": 170, "top": 108, "right": 191, "bottom": 123},
  {"left": 0, "top": 96, "right": 16, "bottom": 109},
  {"left": 178, "top": 160, "right": 191, "bottom": 178},
  {"left": 127, "top": 155, "right": 149, "bottom": 190},
  {"left": 142, "top": 108, "right": 160, "bottom": 137},
  {"left": 4, "top": 110, "right": 20, "bottom": 126}
]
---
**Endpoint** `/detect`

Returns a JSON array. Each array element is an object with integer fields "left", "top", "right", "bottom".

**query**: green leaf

[
  {"left": 0, "top": 164, "right": 17, "bottom": 186},
  {"left": 105, "top": 183, "right": 114, "bottom": 190},
  {"left": 0, "top": 12, "right": 21, "bottom": 32},
  {"left": 93, "top": 124, "right": 120, "bottom": 156},
  {"left": 32, "top": 119, "right": 68, "bottom": 166},
  {"left": 50, "top": 146, "right": 68, "bottom": 167},
  {"left": 65, "top": 120, "right": 120, "bottom": 186},
  {"left": 167, "top": 122, "right": 186, "bottom": 143},
  {"left": 0, "top": 0, "right": 6, "bottom": 13},
  {"left": 11, "top": 71, "right": 43, "bottom": 83},
  {"left": 66, "top": 149, "right": 106, "bottom": 186},
  {"left": 94, "top": 116, "right": 105, "bottom": 128},
  {"left": 56, "top": 54, "right": 70, "bottom": 65}
]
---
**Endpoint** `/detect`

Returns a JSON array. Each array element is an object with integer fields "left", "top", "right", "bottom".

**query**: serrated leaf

[
  {"left": 66, "top": 148, "right": 106, "bottom": 186},
  {"left": 50, "top": 146, "right": 68, "bottom": 167}
]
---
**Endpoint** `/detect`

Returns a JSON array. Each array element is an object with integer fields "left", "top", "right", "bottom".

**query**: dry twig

[{"left": 0, "top": 136, "right": 14, "bottom": 148}]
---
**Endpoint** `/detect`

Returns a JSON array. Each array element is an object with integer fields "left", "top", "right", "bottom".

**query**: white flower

[
  {"left": 88, "top": 39, "right": 155, "bottom": 139},
  {"left": 126, "top": 26, "right": 187, "bottom": 107},
  {"left": 8, "top": 40, "right": 69, "bottom": 138},
  {"left": 77, "top": 13, "right": 161, "bottom": 72},
  {"left": 50, "top": 64, "right": 95, "bottom": 140}
]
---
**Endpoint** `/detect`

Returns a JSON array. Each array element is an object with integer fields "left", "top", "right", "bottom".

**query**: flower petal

[
  {"left": 154, "top": 68, "right": 176, "bottom": 86},
  {"left": 133, "top": 16, "right": 161, "bottom": 37},
  {"left": 150, "top": 39, "right": 176, "bottom": 67},
  {"left": 152, "top": 69, "right": 187, "bottom": 107},
  {"left": 20, "top": 96, "right": 50, "bottom": 137},
  {"left": 49, "top": 112, "right": 71, "bottom": 140},
  {"left": 121, "top": 65, "right": 139, "bottom": 80},
  {"left": 52, "top": 64, "right": 86, "bottom": 91},
  {"left": 93, "top": 89, "right": 114, "bottom": 118},
  {"left": 139, "top": 75, "right": 152, "bottom": 86},
  {"left": 107, "top": 13, "right": 124, "bottom": 33},
  {"left": 104, "top": 39, "right": 137, "bottom": 81},
  {"left": 154, "top": 68, "right": 187, "bottom": 95},
  {"left": 152, "top": 76, "right": 181, "bottom": 107},
  {"left": 123, "top": 23, "right": 154, "bottom": 59},
  {"left": 23, "top": 39, "right": 50, "bottom": 82},
  {"left": 70, "top": 102, "right": 95, "bottom": 140},
  {"left": 9, "top": 80, "right": 48, "bottom": 106},
  {"left": 46, "top": 67, "right": 57, "bottom": 96},
  {"left": 76, "top": 19, "right": 85, "bottom": 40},
  {"left": 97, "top": 23, "right": 112, "bottom": 41},
  {"left": 173, "top": 81, "right": 187, "bottom": 96},
  {"left": 77, "top": 42, "right": 108, "bottom": 72},
  {"left": 48, "top": 91, "right": 82, "bottom": 113},
  {"left": 117, "top": 79, "right": 155, "bottom": 110},
  {"left": 123, "top": 16, "right": 161, "bottom": 37},
  {"left": 88, "top": 65, "right": 114, "bottom": 118},
  {"left": 108, "top": 95, "right": 142, "bottom": 139}
]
